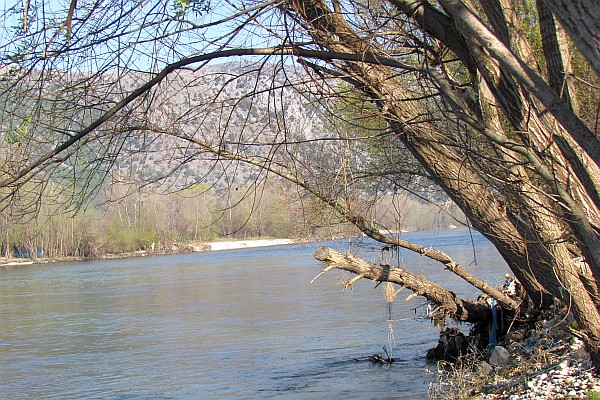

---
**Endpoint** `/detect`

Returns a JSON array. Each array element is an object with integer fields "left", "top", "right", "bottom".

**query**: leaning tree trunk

[
  {"left": 536, "top": 0, "right": 579, "bottom": 114},
  {"left": 284, "top": 0, "right": 600, "bottom": 370},
  {"left": 541, "top": 0, "right": 600, "bottom": 77}
]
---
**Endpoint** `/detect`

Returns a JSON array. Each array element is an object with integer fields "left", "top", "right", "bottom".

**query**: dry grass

[
  {"left": 428, "top": 347, "right": 488, "bottom": 399},
  {"left": 428, "top": 327, "right": 575, "bottom": 399}
]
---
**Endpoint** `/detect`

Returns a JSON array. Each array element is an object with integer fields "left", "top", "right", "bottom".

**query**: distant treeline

[
  {"left": 1, "top": 180, "right": 307, "bottom": 259},
  {"left": 1, "top": 180, "right": 464, "bottom": 260}
]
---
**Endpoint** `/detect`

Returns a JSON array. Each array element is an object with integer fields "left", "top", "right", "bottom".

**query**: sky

[{"left": 0, "top": 0, "right": 291, "bottom": 73}]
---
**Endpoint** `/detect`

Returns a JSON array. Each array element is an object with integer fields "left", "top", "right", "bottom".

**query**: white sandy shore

[
  {"left": 1, "top": 260, "right": 34, "bottom": 266},
  {"left": 0, "top": 239, "right": 297, "bottom": 266},
  {"left": 197, "top": 238, "right": 295, "bottom": 252}
]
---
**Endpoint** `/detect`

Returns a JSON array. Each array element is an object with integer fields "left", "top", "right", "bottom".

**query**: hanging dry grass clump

[{"left": 384, "top": 281, "right": 404, "bottom": 303}]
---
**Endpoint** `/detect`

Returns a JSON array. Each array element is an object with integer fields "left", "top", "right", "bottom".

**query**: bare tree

[{"left": 1, "top": 0, "right": 600, "bottom": 368}]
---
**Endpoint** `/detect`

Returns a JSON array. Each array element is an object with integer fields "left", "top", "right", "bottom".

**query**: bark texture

[
  {"left": 542, "top": 0, "right": 600, "bottom": 77},
  {"left": 314, "top": 246, "right": 492, "bottom": 322},
  {"left": 284, "top": 0, "right": 600, "bottom": 370}
]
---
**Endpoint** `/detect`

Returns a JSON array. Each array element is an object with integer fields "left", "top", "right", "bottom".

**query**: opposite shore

[
  {"left": 1, "top": 227, "right": 460, "bottom": 268},
  {"left": 0, "top": 238, "right": 298, "bottom": 267}
]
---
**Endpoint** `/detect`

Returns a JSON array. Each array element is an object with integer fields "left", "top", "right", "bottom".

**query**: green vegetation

[
  {"left": 587, "top": 390, "right": 600, "bottom": 400},
  {"left": 0, "top": 176, "right": 463, "bottom": 260},
  {"left": 0, "top": 179, "right": 299, "bottom": 259}
]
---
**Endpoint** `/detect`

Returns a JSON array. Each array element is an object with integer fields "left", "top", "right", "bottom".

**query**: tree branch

[
  {"left": 0, "top": 46, "right": 420, "bottom": 192},
  {"left": 314, "top": 246, "right": 492, "bottom": 323},
  {"left": 152, "top": 126, "right": 520, "bottom": 310}
]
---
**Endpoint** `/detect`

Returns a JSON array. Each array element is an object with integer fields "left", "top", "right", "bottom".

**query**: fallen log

[
  {"left": 344, "top": 218, "right": 519, "bottom": 310},
  {"left": 210, "top": 141, "right": 518, "bottom": 310},
  {"left": 314, "top": 246, "right": 492, "bottom": 323}
]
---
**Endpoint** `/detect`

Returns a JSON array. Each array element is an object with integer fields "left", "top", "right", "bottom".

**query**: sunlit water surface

[{"left": 0, "top": 229, "right": 509, "bottom": 399}]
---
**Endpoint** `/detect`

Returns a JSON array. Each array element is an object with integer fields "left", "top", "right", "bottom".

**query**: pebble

[
  {"left": 472, "top": 326, "right": 600, "bottom": 400},
  {"left": 476, "top": 356, "right": 600, "bottom": 399},
  {"left": 538, "top": 372, "right": 548, "bottom": 381}
]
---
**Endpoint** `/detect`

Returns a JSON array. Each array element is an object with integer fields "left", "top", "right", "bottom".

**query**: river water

[{"left": 0, "top": 229, "right": 509, "bottom": 399}]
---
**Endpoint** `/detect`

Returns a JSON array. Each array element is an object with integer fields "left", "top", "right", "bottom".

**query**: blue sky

[{"left": 0, "top": 0, "right": 291, "bottom": 73}]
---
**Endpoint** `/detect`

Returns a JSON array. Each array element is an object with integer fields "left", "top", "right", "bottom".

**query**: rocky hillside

[{"left": 112, "top": 61, "right": 330, "bottom": 189}]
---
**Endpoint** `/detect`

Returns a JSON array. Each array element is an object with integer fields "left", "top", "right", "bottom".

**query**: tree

[{"left": 1, "top": 0, "right": 600, "bottom": 369}]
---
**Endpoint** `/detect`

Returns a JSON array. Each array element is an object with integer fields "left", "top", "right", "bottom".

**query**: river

[{"left": 0, "top": 228, "right": 509, "bottom": 399}]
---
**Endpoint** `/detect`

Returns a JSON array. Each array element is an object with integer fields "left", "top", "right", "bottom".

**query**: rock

[
  {"left": 526, "top": 380, "right": 535, "bottom": 389},
  {"left": 426, "top": 328, "right": 469, "bottom": 361},
  {"left": 571, "top": 337, "right": 584, "bottom": 347},
  {"left": 542, "top": 318, "right": 555, "bottom": 328},
  {"left": 489, "top": 345, "right": 511, "bottom": 366},
  {"left": 504, "top": 329, "right": 527, "bottom": 343},
  {"left": 477, "top": 361, "right": 493, "bottom": 376},
  {"left": 573, "top": 346, "right": 588, "bottom": 359}
]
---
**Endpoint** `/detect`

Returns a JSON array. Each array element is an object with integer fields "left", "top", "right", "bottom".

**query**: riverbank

[
  {"left": 430, "top": 306, "right": 600, "bottom": 399},
  {"left": 0, "top": 238, "right": 298, "bottom": 267}
]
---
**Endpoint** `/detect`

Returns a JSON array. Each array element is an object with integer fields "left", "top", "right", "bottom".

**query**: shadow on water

[{"left": 263, "top": 353, "right": 431, "bottom": 399}]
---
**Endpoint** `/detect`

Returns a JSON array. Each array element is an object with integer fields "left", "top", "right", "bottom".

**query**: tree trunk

[
  {"left": 542, "top": 0, "right": 600, "bottom": 77},
  {"left": 284, "top": 0, "right": 600, "bottom": 370},
  {"left": 536, "top": 0, "right": 580, "bottom": 114}
]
